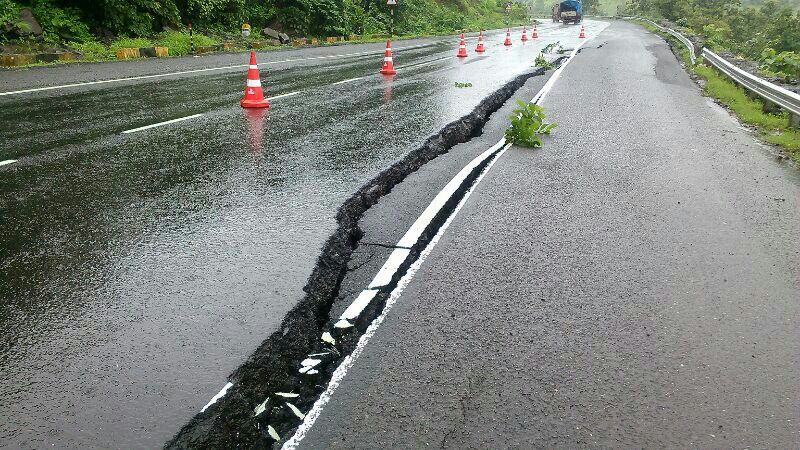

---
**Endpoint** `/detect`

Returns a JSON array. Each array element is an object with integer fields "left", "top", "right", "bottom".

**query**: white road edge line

[
  {"left": 121, "top": 113, "right": 204, "bottom": 134},
  {"left": 282, "top": 29, "right": 600, "bottom": 450},
  {"left": 0, "top": 43, "right": 436, "bottom": 97},
  {"left": 0, "top": 160, "right": 17, "bottom": 167}
]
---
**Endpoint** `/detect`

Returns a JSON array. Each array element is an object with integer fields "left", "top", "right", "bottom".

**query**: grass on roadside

[
  {"left": 109, "top": 36, "right": 153, "bottom": 52},
  {"left": 67, "top": 40, "right": 113, "bottom": 60},
  {"left": 155, "top": 31, "right": 218, "bottom": 56},
  {"left": 694, "top": 64, "right": 800, "bottom": 161}
]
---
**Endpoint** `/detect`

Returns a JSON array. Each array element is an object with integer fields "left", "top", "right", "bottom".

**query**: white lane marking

[
  {"left": 121, "top": 92, "right": 296, "bottom": 135},
  {"left": 281, "top": 26, "right": 603, "bottom": 449},
  {"left": 201, "top": 382, "right": 233, "bottom": 412},
  {"left": 340, "top": 290, "right": 379, "bottom": 321},
  {"left": 396, "top": 139, "right": 506, "bottom": 249},
  {"left": 284, "top": 141, "right": 512, "bottom": 450},
  {"left": 121, "top": 113, "right": 204, "bottom": 134},
  {"left": 269, "top": 91, "right": 300, "bottom": 100},
  {"left": 0, "top": 160, "right": 17, "bottom": 167},
  {"left": 0, "top": 43, "right": 436, "bottom": 97},
  {"left": 367, "top": 248, "right": 411, "bottom": 288},
  {"left": 332, "top": 76, "right": 364, "bottom": 85}
]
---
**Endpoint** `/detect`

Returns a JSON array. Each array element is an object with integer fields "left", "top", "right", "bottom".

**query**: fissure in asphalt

[{"left": 166, "top": 61, "right": 562, "bottom": 448}]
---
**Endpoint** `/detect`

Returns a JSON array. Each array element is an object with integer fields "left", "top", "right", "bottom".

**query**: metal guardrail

[
  {"left": 702, "top": 48, "right": 800, "bottom": 122},
  {"left": 666, "top": 28, "right": 696, "bottom": 65}
]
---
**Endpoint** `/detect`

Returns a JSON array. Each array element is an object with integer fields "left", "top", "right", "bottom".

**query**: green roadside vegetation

[
  {"left": 636, "top": 19, "right": 799, "bottom": 163},
  {"left": 694, "top": 65, "right": 800, "bottom": 158},
  {"left": 1, "top": 0, "right": 529, "bottom": 66}
]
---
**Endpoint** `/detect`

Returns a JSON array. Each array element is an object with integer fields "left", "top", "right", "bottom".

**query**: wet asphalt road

[
  {"left": 300, "top": 22, "right": 800, "bottom": 448},
  {"left": 0, "top": 22, "right": 604, "bottom": 448}
]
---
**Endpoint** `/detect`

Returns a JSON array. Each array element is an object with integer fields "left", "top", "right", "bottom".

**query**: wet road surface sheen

[{"left": 0, "top": 22, "right": 606, "bottom": 448}]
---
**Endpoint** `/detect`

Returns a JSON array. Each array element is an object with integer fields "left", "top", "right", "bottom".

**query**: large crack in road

[{"left": 166, "top": 60, "right": 566, "bottom": 448}]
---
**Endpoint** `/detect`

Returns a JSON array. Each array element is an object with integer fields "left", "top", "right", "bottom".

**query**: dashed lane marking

[
  {"left": 0, "top": 159, "right": 18, "bottom": 167},
  {"left": 120, "top": 91, "right": 299, "bottom": 134},
  {"left": 121, "top": 113, "right": 204, "bottom": 134},
  {"left": 268, "top": 91, "right": 301, "bottom": 100},
  {"left": 332, "top": 77, "right": 365, "bottom": 85}
]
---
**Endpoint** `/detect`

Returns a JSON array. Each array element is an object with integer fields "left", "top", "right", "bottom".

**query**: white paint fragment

[
  {"left": 201, "top": 381, "right": 233, "bottom": 412},
  {"left": 299, "top": 358, "right": 322, "bottom": 374},
  {"left": 286, "top": 402, "right": 306, "bottom": 420},
  {"left": 307, "top": 352, "right": 330, "bottom": 357},
  {"left": 321, "top": 332, "right": 336, "bottom": 345},
  {"left": 306, "top": 369, "right": 319, "bottom": 375},
  {"left": 254, "top": 398, "right": 269, "bottom": 417},
  {"left": 275, "top": 392, "right": 300, "bottom": 398},
  {"left": 340, "top": 290, "right": 379, "bottom": 321},
  {"left": 300, "top": 358, "right": 322, "bottom": 368},
  {"left": 334, "top": 319, "right": 353, "bottom": 329},
  {"left": 268, "top": 425, "right": 280, "bottom": 441}
]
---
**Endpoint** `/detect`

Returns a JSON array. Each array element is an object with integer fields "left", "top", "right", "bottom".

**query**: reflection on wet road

[{"left": 0, "top": 21, "right": 605, "bottom": 448}]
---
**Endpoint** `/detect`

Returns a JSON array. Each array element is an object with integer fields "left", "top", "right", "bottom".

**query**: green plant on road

[
  {"left": 504, "top": 100, "right": 557, "bottom": 148},
  {"left": 541, "top": 41, "right": 561, "bottom": 54},
  {"left": 535, "top": 53, "right": 554, "bottom": 69},
  {"left": 454, "top": 81, "right": 473, "bottom": 88}
]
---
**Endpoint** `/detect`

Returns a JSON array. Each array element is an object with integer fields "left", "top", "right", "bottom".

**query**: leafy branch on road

[
  {"left": 535, "top": 53, "right": 554, "bottom": 69},
  {"left": 542, "top": 41, "right": 561, "bottom": 54},
  {"left": 454, "top": 82, "right": 473, "bottom": 88},
  {"left": 504, "top": 101, "right": 557, "bottom": 148}
]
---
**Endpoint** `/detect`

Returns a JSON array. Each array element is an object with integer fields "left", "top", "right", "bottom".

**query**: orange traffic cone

[
  {"left": 475, "top": 31, "right": 486, "bottom": 53},
  {"left": 503, "top": 28, "right": 512, "bottom": 46},
  {"left": 380, "top": 39, "right": 396, "bottom": 75},
  {"left": 521, "top": 26, "right": 528, "bottom": 42},
  {"left": 456, "top": 33, "right": 468, "bottom": 57},
  {"left": 532, "top": 25, "right": 539, "bottom": 39},
  {"left": 579, "top": 25, "right": 586, "bottom": 38},
  {"left": 240, "top": 50, "right": 269, "bottom": 108}
]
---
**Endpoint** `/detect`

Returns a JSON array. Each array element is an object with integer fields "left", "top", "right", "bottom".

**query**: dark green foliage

[
  {"left": 759, "top": 48, "right": 800, "bottom": 78},
  {"left": 505, "top": 100, "right": 557, "bottom": 148},
  {"left": 626, "top": 0, "right": 800, "bottom": 62},
  {"left": 1, "top": 0, "right": 527, "bottom": 43},
  {"left": 0, "top": 0, "right": 25, "bottom": 38}
]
